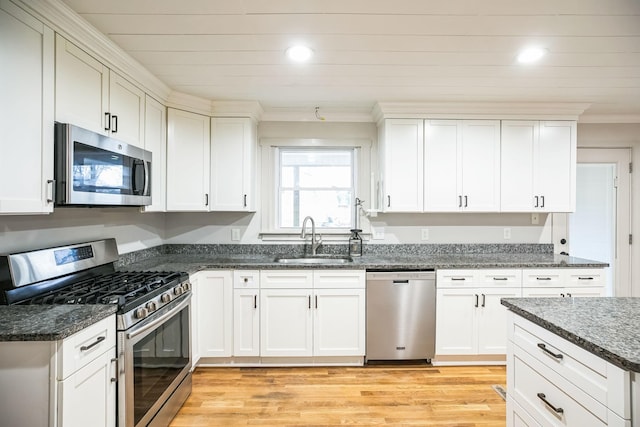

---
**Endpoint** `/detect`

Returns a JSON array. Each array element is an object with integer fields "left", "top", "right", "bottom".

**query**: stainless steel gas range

[{"left": 0, "top": 239, "right": 192, "bottom": 427}]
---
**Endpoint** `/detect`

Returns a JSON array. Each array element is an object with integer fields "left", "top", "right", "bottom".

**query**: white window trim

[{"left": 259, "top": 138, "right": 373, "bottom": 240}]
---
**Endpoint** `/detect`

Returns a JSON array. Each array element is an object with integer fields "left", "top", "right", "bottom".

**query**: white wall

[{"left": 0, "top": 208, "right": 165, "bottom": 254}]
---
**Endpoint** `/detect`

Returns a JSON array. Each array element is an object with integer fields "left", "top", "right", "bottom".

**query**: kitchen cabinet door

[
  {"left": 0, "top": 1, "right": 54, "bottom": 214},
  {"left": 476, "top": 288, "right": 520, "bottom": 354},
  {"left": 108, "top": 70, "right": 145, "bottom": 148},
  {"left": 210, "top": 117, "right": 257, "bottom": 211},
  {"left": 166, "top": 108, "right": 211, "bottom": 211},
  {"left": 195, "top": 271, "right": 233, "bottom": 358},
  {"left": 313, "top": 288, "right": 365, "bottom": 356},
  {"left": 501, "top": 120, "right": 576, "bottom": 212},
  {"left": 58, "top": 349, "right": 116, "bottom": 427},
  {"left": 260, "top": 289, "right": 313, "bottom": 357},
  {"left": 142, "top": 95, "right": 167, "bottom": 212},
  {"left": 435, "top": 288, "right": 477, "bottom": 355},
  {"left": 424, "top": 120, "right": 500, "bottom": 212},
  {"left": 535, "top": 121, "right": 576, "bottom": 212},
  {"left": 55, "top": 34, "right": 109, "bottom": 136},
  {"left": 233, "top": 288, "right": 260, "bottom": 356},
  {"left": 379, "top": 119, "right": 424, "bottom": 212}
]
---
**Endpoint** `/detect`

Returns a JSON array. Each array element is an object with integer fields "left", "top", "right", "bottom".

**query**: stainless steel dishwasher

[{"left": 366, "top": 271, "right": 436, "bottom": 362}]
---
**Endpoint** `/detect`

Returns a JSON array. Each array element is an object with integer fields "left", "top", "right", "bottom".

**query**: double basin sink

[{"left": 273, "top": 254, "right": 353, "bottom": 265}]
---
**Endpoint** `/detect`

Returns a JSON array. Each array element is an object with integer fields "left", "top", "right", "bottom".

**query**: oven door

[{"left": 118, "top": 294, "right": 191, "bottom": 427}]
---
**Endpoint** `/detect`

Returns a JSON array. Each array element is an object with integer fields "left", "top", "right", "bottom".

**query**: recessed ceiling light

[
  {"left": 517, "top": 47, "right": 547, "bottom": 64},
  {"left": 286, "top": 45, "right": 313, "bottom": 62}
]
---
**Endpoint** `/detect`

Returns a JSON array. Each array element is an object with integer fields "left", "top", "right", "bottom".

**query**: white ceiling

[{"left": 61, "top": 0, "right": 640, "bottom": 120}]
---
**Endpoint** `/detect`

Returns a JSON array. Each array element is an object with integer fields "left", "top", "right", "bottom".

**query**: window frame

[{"left": 260, "top": 138, "right": 372, "bottom": 239}]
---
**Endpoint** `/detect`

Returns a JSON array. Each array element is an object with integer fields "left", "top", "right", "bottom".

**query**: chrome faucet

[{"left": 301, "top": 216, "right": 322, "bottom": 255}]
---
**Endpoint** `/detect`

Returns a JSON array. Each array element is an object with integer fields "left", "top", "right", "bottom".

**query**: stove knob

[
  {"left": 182, "top": 282, "right": 191, "bottom": 292},
  {"left": 134, "top": 308, "right": 148, "bottom": 319},
  {"left": 146, "top": 301, "right": 157, "bottom": 312},
  {"left": 173, "top": 286, "right": 184, "bottom": 296},
  {"left": 161, "top": 293, "right": 172, "bottom": 303}
]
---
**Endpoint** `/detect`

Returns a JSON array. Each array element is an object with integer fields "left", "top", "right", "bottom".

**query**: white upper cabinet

[
  {"left": 166, "top": 108, "right": 211, "bottom": 211},
  {"left": 424, "top": 120, "right": 500, "bottom": 212},
  {"left": 210, "top": 117, "right": 257, "bottom": 211},
  {"left": 378, "top": 119, "right": 424, "bottom": 212},
  {"left": 142, "top": 95, "right": 167, "bottom": 212},
  {"left": 55, "top": 34, "right": 145, "bottom": 148},
  {"left": 0, "top": 0, "right": 55, "bottom": 214},
  {"left": 501, "top": 120, "right": 576, "bottom": 212}
]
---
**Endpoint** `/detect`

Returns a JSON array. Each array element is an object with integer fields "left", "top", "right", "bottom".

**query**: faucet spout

[{"left": 301, "top": 216, "right": 322, "bottom": 255}]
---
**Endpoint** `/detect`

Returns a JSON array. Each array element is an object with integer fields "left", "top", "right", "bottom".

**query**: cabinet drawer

[
  {"left": 522, "top": 269, "right": 563, "bottom": 287},
  {"left": 260, "top": 270, "right": 313, "bottom": 289},
  {"left": 58, "top": 315, "right": 115, "bottom": 380},
  {"left": 509, "top": 398, "right": 542, "bottom": 427},
  {"left": 478, "top": 269, "right": 522, "bottom": 286},
  {"left": 565, "top": 269, "right": 605, "bottom": 287},
  {"left": 437, "top": 269, "right": 476, "bottom": 287},
  {"left": 234, "top": 270, "right": 260, "bottom": 289},
  {"left": 512, "top": 316, "right": 630, "bottom": 420},
  {"left": 512, "top": 346, "right": 611, "bottom": 426},
  {"left": 313, "top": 270, "right": 365, "bottom": 289}
]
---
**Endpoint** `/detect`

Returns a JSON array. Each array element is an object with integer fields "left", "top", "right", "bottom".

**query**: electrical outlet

[
  {"left": 231, "top": 228, "right": 241, "bottom": 241},
  {"left": 531, "top": 213, "right": 539, "bottom": 225},
  {"left": 373, "top": 227, "right": 385, "bottom": 240},
  {"left": 421, "top": 228, "right": 429, "bottom": 240},
  {"left": 503, "top": 228, "right": 511, "bottom": 239}
]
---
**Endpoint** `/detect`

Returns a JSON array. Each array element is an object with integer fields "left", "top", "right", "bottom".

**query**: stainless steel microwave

[{"left": 54, "top": 123, "right": 152, "bottom": 206}]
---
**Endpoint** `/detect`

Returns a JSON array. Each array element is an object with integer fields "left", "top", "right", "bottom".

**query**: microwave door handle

[
  {"left": 131, "top": 159, "right": 143, "bottom": 195},
  {"left": 143, "top": 160, "right": 150, "bottom": 196}
]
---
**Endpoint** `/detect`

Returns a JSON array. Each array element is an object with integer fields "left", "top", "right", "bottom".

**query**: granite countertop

[
  {"left": 501, "top": 297, "right": 640, "bottom": 372},
  {"left": 0, "top": 305, "right": 117, "bottom": 342},
  {"left": 120, "top": 252, "right": 607, "bottom": 274}
]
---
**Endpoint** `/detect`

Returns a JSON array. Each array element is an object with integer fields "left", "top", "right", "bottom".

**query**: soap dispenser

[{"left": 349, "top": 229, "right": 362, "bottom": 257}]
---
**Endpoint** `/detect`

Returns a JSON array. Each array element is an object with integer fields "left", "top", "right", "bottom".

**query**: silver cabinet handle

[
  {"left": 110, "top": 357, "right": 118, "bottom": 383},
  {"left": 537, "top": 393, "right": 564, "bottom": 414},
  {"left": 46, "top": 179, "right": 55, "bottom": 203},
  {"left": 537, "top": 343, "right": 563, "bottom": 360},
  {"left": 80, "top": 336, "right": 105, "bottom": 352}
]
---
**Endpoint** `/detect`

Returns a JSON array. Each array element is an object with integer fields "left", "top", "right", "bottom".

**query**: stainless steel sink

[{"left": 273, "top": 255, "right": 353, "bottom": 264}]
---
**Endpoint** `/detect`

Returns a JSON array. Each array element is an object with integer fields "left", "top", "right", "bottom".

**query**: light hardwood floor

[{"left": 169, "top": 365, "right": 506, "bottom": 426}]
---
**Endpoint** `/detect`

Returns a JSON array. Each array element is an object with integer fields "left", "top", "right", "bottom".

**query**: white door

[
  {"left": 55, "top": 34, "right": 109, "bottom": 134},
  {"left": 460, "top": 120, "right": 501, "bottom": 211},
  {"left": 196, "top": 271, "right": 233, "bottom": 358},
  {"left": 166, "top": 108, "right": 210, "bottom": 211},
  {"left": 313, "top": 289, "right": 365, "bottom": 356},
  {"left": 260, "top": 289, "right": 313, "bottom": 357},
  {"left": 108, "top": 71, "right": 145, "bottom": 147},
  {"left": 381, "top": 119, "right": 424, "bottom": 212},
  {"left": 0, "top": 2, "right": 54, "bottom": 214},
  {"left": 567, "top": 148, "right": 631, "bottom": 296},
  {"left": 58, "top": 350, "right": 116, "bottom": 427},
  {"left": 435, "top": 288, "right": 477, "bottom": 355},
  {"left": 424, "top": 120, "right": 459, "bottom": 211},
  {"left": 477, "top": 288, "right": 520, "bottom": 354},
  {"left": 233, "top": 289, "right": 260, "bottom": 357}
]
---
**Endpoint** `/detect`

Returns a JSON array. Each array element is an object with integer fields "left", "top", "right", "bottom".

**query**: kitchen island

[{"left": 501, "top": 297, "right": 639, "bottom": 426}]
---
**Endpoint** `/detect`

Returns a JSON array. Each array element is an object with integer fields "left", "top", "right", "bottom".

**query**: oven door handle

[{"left": 126, "top": 294, "right": 191, "bottom": 340}]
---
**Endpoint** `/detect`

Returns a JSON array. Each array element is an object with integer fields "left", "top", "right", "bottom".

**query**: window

[{"left": 277, "top": 147, "right": 356, "bottom": 229}]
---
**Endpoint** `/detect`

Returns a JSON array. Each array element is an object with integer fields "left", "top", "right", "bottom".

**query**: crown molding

[
  {"left": 211, "top": 101, "right": 264, "bottom": 121},
  {"left": 372, "top": 102, "right": 591, "bottom": 123},
  {"left": 16, "top": 0, "right": 172, "bottom": 102},
  {"left": 165, "top": 92, "right": 213, "bottom": 117},
  {"left": 578, "top": 114, "right": 640, "bottom": 124}
]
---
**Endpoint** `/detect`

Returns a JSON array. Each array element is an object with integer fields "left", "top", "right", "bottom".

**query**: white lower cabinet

[
  {"left": 507, "top": 312, "right": 632, "bottom": 427},
  {"left": 0, "top": 315, "right": 116, "bottom": 427},
  {"left": 522, "top": 268, "right": 605, "bottom": 298},
  {"left": 233, "top": 270, "right": 260, "bottom": 357},
  {"left": 193, "top": 270, "right": 233, "bottom": 358},
  {"left": 313, "top": 287, "right": 366, "bottom": 356}
]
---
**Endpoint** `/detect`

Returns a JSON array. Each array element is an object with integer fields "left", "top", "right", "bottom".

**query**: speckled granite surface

[
  {"left": 119, "top": 252, "right": 606, "bottom": 274},
  {"left": 0, "top": 305, "right": 116, "bottom": 342},
  {"left": 501, "top": 297, "right": 640, "bottom": 372}
]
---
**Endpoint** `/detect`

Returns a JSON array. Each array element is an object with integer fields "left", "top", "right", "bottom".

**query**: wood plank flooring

[{"left": 169, "top": 365, "right": 506, "bottom": 426}]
